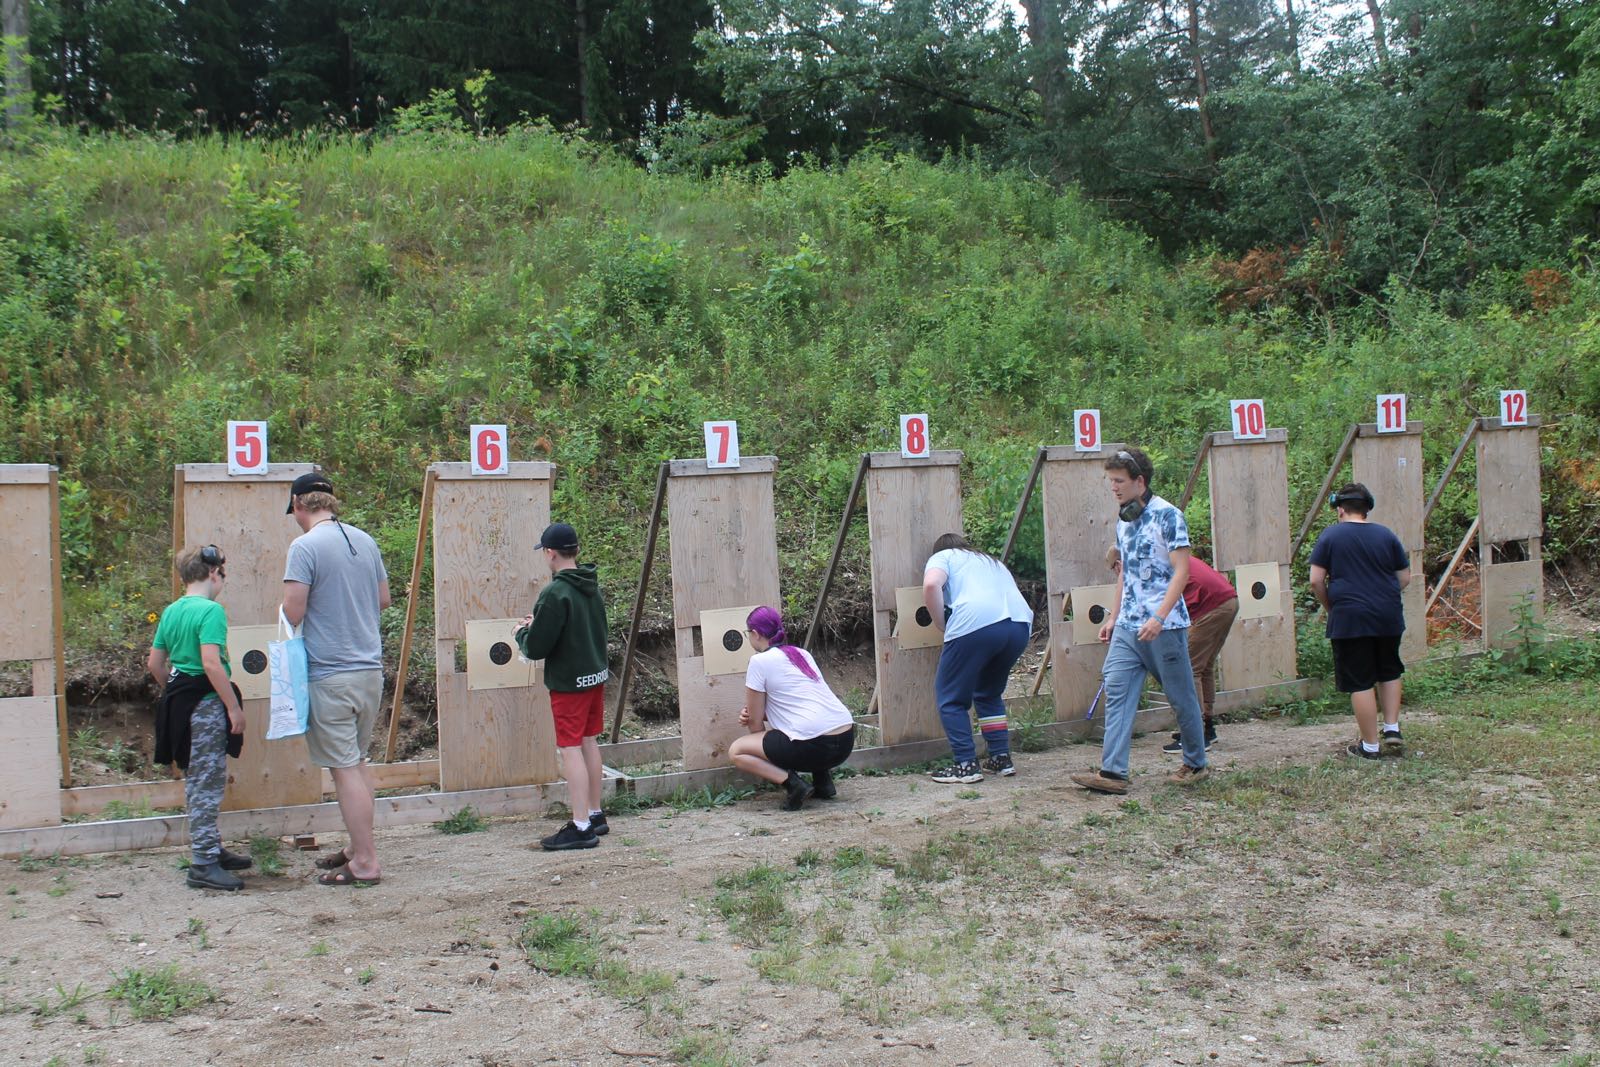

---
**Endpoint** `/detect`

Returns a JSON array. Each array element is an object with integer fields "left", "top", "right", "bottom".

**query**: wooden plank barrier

[
  {"left": 1039, "top": 444, "right": 1123, "bottom": 720},
  {"left": 1476, "top": 416, "right": 1544, "bottom": 649},
  {"left": 1351, "top": 421, "right": 1427, "bottom": 663}
]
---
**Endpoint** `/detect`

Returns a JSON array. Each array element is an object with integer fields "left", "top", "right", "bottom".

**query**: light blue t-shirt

[
  {"left": 284, "top": 520, "right": 389, "bottom": 680},
  {"left": 1115, "top": 494, "right": 1191, "bottom": 632},
  {"left": 923, "top": 548, "right": 1032, "bottom": 642}
]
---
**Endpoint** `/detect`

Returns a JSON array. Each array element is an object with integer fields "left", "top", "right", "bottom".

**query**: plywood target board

[
  {"left": 1040, "top": 445, "right": 1124, "bottom": 720},
  {"left": 866, "top": 451, "right": 964, "bottom": 746},
  {"left": 1206, "top": 432, "right": 1297, "bottom": 692},
  {"left": 0, "top": 464, "right": 67, "bottom": 809},
  {"left": 1069, "top": 583, "right": 1120, "bottom": 646},
  {"left": 893, "top": 586, "right": 943, "bottom": 650},
  {"left": 1233, "top": 562, "right": 1283, "bottom": 621},
  {"left": 0, "top": 697, "right": 61, "bottom": 830},
  {"left": 1477, "top": 418, "right": 1542, "bottom": 546},
  {"left": 700, "top": 606, "right": 761, "bottom": 676},
  {"left": 177, "top": 464, "right": 322, "bottom": 810},
  {"left": 465, "top": 618, "right": 541, "bottom": 691},
  {"left": 1352, "top": 423, "right": 1426, "bottom": 663},
  {"left": 431, "top": 463, "right": 558, "bottom": 790},
  {"left": 666, "top": 458, "right": 781, "bottom": 770},
  {"left": 227, "top": 625, "right": 277, "bottom": 701},
  {"left": 1482, "top": 560, "right": 1543, "bottom": 651}
]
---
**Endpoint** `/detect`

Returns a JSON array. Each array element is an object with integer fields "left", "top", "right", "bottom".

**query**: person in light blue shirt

[
  {"left": 1071, "top": 447, "right": 1210, "bottom": 795},
  {"left": 921, "top": 533, "right": 1033, "bottom": 784}
]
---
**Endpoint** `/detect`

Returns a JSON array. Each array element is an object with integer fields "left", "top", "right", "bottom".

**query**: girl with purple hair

[{"left": 730, "top": 605, "right": 857, "bottom": 810}]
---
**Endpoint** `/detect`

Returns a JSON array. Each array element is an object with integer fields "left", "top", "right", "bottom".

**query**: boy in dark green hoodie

[{"left": 516, "top": 523, "right": 610, "bottom": 850}]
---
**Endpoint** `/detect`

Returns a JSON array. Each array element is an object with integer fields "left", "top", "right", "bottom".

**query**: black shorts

[
  {"left": 1330, "top": 635, "right": 1405, "bottom": 693},
  {"left": 762, "top": 726, "right": 856, "bottom": 773}
]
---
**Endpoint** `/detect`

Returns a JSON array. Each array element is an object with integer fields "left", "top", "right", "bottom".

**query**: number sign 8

[{"left": 900, "top": 414, "right": 930, "bottom": 458}]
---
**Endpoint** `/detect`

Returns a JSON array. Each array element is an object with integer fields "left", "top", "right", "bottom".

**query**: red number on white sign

[
  {"left": 226, "top": 420, "right": 267, "bottom": 475},
  {"left": 704, "top": 421, "right": 740, "bottom": 468},
  {"left": 1074, "top": 409, "right": 1101, "bottom": 452},
  {"left": 1499, "top": 389, "right": 1528, "bottom": 426},
  {"left": 900, "top": 414, "right": 930, "bottom": 458},
  {"left": 1230, "top": 399, "right": 1266, "bottom": 440},
  {"left": 1376, "top": 394, "right": 1407, "bottom": 434},
  {"left": 470, "top": 424, "right": 508, "bottom": 475}
]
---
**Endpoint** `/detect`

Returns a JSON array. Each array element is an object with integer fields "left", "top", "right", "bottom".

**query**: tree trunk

[
  {"left": 1284, "top": 0, "right": 1300, "bottom": 74},
  {"left": 1185, "top": 0, "right": 1216, "bottom": 165},
  {"left": 575, "top": 0, "right": 592, "bottom": 128},
  {"left": 1020, "top": 0, "right": 1061, "bottom": 128},
  {"left": 1366, "top": 0, "right": 1392, "bottom": 69},
  {"left": 1, "top": 0, "right": 31, "bottom": 124}
]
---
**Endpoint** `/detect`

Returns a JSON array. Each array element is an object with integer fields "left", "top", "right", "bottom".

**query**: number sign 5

[
  {"left": 470, "top": 424, "right": 509, "bottom": 475},
  {"left": 1230, "top": 399, "right": 1267, "bottom": 440},
  {"left": 227, "top": 420, "right": 268, "bottom": 475},
  {"left": 900, "top": 414, "right": 930, "bottom": 458}
]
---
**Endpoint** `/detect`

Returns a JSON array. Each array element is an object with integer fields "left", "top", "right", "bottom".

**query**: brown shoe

[
  {"left": 1070, "top": 769, "right": 1129, "bottom": 795},
  {"left": 1167, "top": 764, "right": 1210, "bottom": 785}
]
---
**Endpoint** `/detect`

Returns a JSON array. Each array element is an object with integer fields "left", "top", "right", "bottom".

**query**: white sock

[
  {"left": 573, "top": 818, "right": 591, "bottom": 831},
  {"left": 1362, "top": 740, "right": 1380, "bottom": 754},
  {"left": 1381, "top": 723, "right": 1401, "bottom": 734},
  {"left": 589, "top": 810, "right": 603, "bottom": 819}
]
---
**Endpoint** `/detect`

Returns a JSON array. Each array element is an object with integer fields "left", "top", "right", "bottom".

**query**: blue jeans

[
  {"left": 935, "top": 620, "right": 1031, "bottom": 763},
  {"left": 1100, "top": 626, "right": 1207, "bottom": 777}
]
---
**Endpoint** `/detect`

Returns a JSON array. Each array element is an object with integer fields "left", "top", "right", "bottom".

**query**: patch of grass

[
  {"left": 712, "top": 863, "right": 794, "bottom": 946},
  {"left": 357, "top": 966, "right": 375, "bottom": 986},
  {"left": 432, "top": 806, "right": 490, "bottom": 834},
  {"left": 249, "top": 835, "right": 285, "bottom": 876},
  {"left": 517, "top": 915, "right": 602, "bottom": 976},
  {"left": 31, "top": 982, "right": 94, "bottom": 1018},
  {"left": 308, "top": 941, "right": 330, "bottom": 957},
  {"left": 104, "top": 966, "right": 215, "bottom": 1020},
  {"left": 185, "top": 918, "right": 210, "bottom": 950}
]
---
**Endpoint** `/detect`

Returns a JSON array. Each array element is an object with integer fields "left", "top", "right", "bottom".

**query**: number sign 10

[
  {"left": 1376, "top": 394, "right": 1407, "bottom": 434},
  {"left": 704, "top": 421, "right": 741, "bottom": 468},
  {"left": 900, "top": 414, "right": 930, "bottom": 458},
  {"left": 1073, "top": 409, "right": 1102, "bottom": 452},
  {"left": 1230, "top": 399, "right": 1267, "bottom": 440},
  {"left": 227, "top": 420, "right": 268, "bottom": 475},
  {"left": 1499, "top": 389, "right": 1529, "bottom": 426},
  {"left": 469, "top": 424, "right": 509, "bottom": 475}
]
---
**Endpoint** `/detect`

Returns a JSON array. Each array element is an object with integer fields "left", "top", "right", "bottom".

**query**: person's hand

[
  {"left": 1098, "top": 621, "right": 1113, "bottom": 643},
  {"left": 228, "top": 707, "right": 245, "bottom": 735},
  {"left": 518, "top": 614, "right": 533, "bottom": 630},
  {"left": 1137, "top": 617, "right": 1163, "bottom": 642},
  {"left": 738, "top": 706, "right": 750, "bottom": 727}
]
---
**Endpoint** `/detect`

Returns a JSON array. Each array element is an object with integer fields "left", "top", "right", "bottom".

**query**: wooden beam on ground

[
  {"left": 609, "top": 461, "right": 670, "bottom": 744},
  {"left": 597, "top": 735, "right": 683, "bottom": 769},
  {"left": 385, "top": 467, "right": 437, "bottom": 763},
  {"left": 1291, "top": 422, "right": 1358, "bottom": 560},
  {"left": 803, "top": 452, "right": 870, "bottom": 650}
]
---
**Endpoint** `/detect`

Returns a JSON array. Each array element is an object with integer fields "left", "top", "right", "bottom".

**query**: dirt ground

[{"left": 4, "top": 695, "right": 1597, "bottom": 1067}]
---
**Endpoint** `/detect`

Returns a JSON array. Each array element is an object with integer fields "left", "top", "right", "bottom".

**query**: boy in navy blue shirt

[{"left": 1308, "top": 483, "right": 1413, "bottom": 759}]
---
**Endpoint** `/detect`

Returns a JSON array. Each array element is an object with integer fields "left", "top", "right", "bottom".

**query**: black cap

[
  {"left": 539, "top": 522, "right": 579, "bottom": 551},
  {"left": 286, "top": 472, "right": 335, "bottom": 513}
]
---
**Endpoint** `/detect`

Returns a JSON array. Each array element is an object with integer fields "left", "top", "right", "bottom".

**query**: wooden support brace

[
  {"left": 385, "top": 467, "right": 437, "bottom": 763},
  {"left": 804, "top": 452, "right": 870, "bottom": 650},
  {"left": 1291, "top": 422, "right": 1358, "bottom": 560},
  {"left": 609, "top": 461, "right": 670, "bottom": 744}
]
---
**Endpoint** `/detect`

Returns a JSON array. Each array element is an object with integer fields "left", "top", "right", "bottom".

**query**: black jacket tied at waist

[{"left": 155, "top": 671, "right": 244, "bottom": 769}]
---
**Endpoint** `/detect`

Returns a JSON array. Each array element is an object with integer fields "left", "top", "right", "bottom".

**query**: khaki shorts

[{"left": 305, "top": 670, "right": 384, "bottom": 769}]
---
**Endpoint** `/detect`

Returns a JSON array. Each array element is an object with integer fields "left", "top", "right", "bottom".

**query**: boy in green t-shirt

[{"left": 147, "top": 545, "right": 251, "bottom": 891}]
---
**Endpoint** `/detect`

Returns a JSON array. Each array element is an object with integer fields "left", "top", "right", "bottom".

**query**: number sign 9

[
  {"left": 704, "top": 421, "right": 741, "bottom": 468},
  {"left": 1376, "top": 394, "right": 1407, "bottom": 434},
  {"left": 900, "top": 414, "right": 930, "bottom": 458},
  {"left": 226, "top": 420, "right": 268, "bottom": 475},
  {"left": 1073, "top": 409, "right": 1101, "bottom": 452},
  {"left": 1230, "top": 399, "right": 1267, "bottom": 440},
  {"left": 1499, "top": 389, "right": 1528, "bottom": 426},
  {"left": 469, "top": 424, "right": 509, "bottom": 476}
]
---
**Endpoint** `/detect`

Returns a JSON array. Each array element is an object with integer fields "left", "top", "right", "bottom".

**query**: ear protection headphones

[
  {"left": 1114, "top": 451, "right": 1153, "bottom": 522},
  {"left": 199, "top": 544, "right": 225, "bottom": 567},
  {"left": 1328, "top": 486, "right": 1376, "bottom": 511}
]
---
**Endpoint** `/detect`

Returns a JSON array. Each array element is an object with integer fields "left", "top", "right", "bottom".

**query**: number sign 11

[
  {"left": 227, "top": 420, "right": 268, "bottom": 475},
  {"left": 900, "top": 414, "right": 930, "bottom": 458},
  {"left": 1376, "top": 394, "right": 1407, "bottom": 434},
  {"left": 469, "top": 424, "right": 509, "bottom": 475},
  {"left": 1073, "top": 409, "right": 1102, "bottom": 452},
  {"left": 1499, "top": 389, "right": 1529, "bottom": 426},
  {"left": 1230, "top": 399, "right": 1267, "bottom": 440},
  {"left": 704, "top": 421, "right": 741, "bottom": 468}
]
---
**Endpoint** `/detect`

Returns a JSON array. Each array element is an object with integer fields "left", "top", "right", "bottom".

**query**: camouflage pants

[{"left": 186, "top": 695, "right": 228, "bottom": 865}]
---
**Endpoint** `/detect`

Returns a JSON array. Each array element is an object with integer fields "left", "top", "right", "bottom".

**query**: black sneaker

[
  {"left": 1345, "top": 741, "right": 1380, "bottom": 761},
  {"left": 782, "top": 772, "right": 814, "bottom": 811},
  {"left": 588, "top": 813, "right": 609, "bottom": 836},
  {"left": 1380, "top": 729, "right": 1404, "bottom": 758},
  {"left": 811, "top": 770, "right": 837, "bottom": 800},
  {"left": 1163, "top": 725, "right": 1217, "bottom": 754},
  {"left": 217, "top": 847, "right": 254, "bottom": 871},
  {"left": 983, "top": 753, "right": 1016, "bottom": 777},
  {"left": 186, "top": 862, "right": 244, "bottom": 891},
  {"left": 541, "top": 821, "right": 599, "bottom": 851},
  {"left": 930, "top": 761, "right": 983, "bottom": 784}
]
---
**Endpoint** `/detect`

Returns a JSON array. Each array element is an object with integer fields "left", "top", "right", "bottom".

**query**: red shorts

[{"left": 550, "top": 686, "right": 605, "bottom": 747}]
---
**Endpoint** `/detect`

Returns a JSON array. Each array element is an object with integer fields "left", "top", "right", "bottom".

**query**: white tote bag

[{"left": 265, "top": 607, "right": 311, "bottom": 740}]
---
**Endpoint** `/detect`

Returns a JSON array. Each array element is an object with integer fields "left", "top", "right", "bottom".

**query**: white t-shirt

[
  {"left": 744, "top": 646, "right": 854, "bottom": 741},
  {"left": 924, "top": 548, "right": 1033, "bottom": 642}
]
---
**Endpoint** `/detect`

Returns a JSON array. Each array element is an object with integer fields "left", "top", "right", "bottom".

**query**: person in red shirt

[{"left": 1107, "top": 545, "right": 1238, "bottom": 750}]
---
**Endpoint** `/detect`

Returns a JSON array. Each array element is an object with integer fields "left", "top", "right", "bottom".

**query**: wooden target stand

[
  {"left": 0, "top": 466, "right": 69, "bottom": 830},
  {"left": 1476, "top": 417, "right": 1543, "bottom": 648},
  {"left": 1038, "top": 445, "right": 1123, "bottom": 722},
  {"left": 1352, "top": 422, "right": 1427, "bottom": 663},
  {"left": 865, "top": 450, "right": 963, "bottom": 746},
  {"left": 666, "top": 456, "right": 780, "bottom": 771}
]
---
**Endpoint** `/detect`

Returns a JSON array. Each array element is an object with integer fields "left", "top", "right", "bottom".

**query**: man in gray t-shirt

[{"left": 282, "top": 472, "right": 391, "bottom": 886}]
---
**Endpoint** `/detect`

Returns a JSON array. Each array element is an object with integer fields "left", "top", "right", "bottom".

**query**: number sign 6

[
  {"left": 900, "top": 414, "right": 930, "bottom": 458},
  {"left": 1230, "top": 399, "right": 1267, "bottom": 440},
  {"left": 226, "top": 420, "right": 268, "bottom": 475},
  {"left": 1073, "top": 409, "right": 1101, "bottom": 452},
  {"left": 469, "top": 424, "right": 509, "bottom": 475},
  {"left": 1499, "top": 389, "right": 1528, "bottom": 426},
  {"left": 1376, "top": 394, "right": 1407, "bottom": 434},
  {"left": 704, "top": 421, "right": 741, "bottom": 468}
]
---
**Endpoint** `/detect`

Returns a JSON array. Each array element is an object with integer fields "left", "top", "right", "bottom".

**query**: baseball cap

[
  {"left": 286, "top": 472, "right": 335, "bottom": 513},
  {"left": 539, "top": 522, "right": 579, "bottom": 551}
]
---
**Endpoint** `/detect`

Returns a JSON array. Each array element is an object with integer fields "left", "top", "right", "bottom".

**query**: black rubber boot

[
  {"left": 811, "top": 768, "right": 837, "bottom": 800},
  {"left": 782, "top": 771, "right": 814, "bottom": 811}
]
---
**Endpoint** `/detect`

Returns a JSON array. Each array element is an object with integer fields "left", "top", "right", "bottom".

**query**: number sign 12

[
  {"left": 1499, "top": 389, "right": 1528, "bottom": 426},
  {"left": 704, "top": 421, "right": 741, "bottom": 468},
  {"left": 1230, "top": 399, "right": 1267, "bottom": 440},
  {"left": 900, "top": 414, "right": 930, "bottom": 458},
  {"left": 469, "top": 424, "right": 509, "bottom": 475},
  {"left": 1073, "top": 409, "right": 1102, "bottom": 452},
  {"left": 1376, "top": 394, "right": 1407, "bottom": 434},
  {"left": 227, "top": 420, "right": 268, "bottom": 475}
]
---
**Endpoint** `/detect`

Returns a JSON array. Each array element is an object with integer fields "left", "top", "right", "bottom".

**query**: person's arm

[
  {"left": 200, "top": 644, "right": 245, "bottom": 734},
  {"left": 1395, "top": 566, "right": 1412, "bottom": 590},
  {"left": 1309, "top": 564, "right": 1330, "bottom": 611},
  {"left": 739, "top": 688, "right": 768, "bottom": 733},
  {"left": 923, "top": 568, "right": 948, "bottom": 633},
  {"left": 378, "top": 579, "right": 392, "bottom": 611},
  {"left": 1138, "top": 547, "right": 1190, "bottom": 642},
  {"left": 146, "top": 647, "right": 170, "bottom": 688},
  {"left": 515, "top": 593, "right": 567, "bottom": 661},
  {"left": 1099, "top": 564, "right": 1123, "bottom": 642},
  {"left": 282, "top": 580, "right": 309, "bottom": 627}
]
